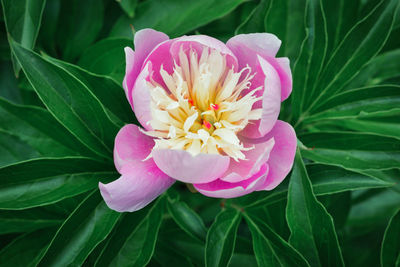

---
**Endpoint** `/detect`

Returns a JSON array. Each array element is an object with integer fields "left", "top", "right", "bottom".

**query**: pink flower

[{"left": 99, "top": 29, "right": 296, "bottom": 212}]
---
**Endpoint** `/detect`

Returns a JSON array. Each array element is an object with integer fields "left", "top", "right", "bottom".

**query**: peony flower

[{"left": 99, "top": 29, "right": 296, "bottom": 212}]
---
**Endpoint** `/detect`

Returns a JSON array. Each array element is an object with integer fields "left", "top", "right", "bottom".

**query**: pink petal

[
  {"left": 240, "top": 56, "right": 281, "bottom": 139},
  {"left": 193, "top": 120, "right": 296, "bottom": 198},
  {"left": 99, "top": 161, "right": 174, "bottom": 212},
  {"left": 142, "top": 40, "right": 174, "bottom": 86},
  {"left": 113, "top": 124, "right": 154, "bottom": 172},
  {"left": 250, "top": 120, "right": 297, "bottom": 190},
  {"left": 134, "top": 29, "right": 169, "bottom": 69},
  {"left": 141, "top": 34, "right": 240, "bottom": 92},
  {"left": 132, "top": 40, "right": 176, "bottom": 129},
  {"left": 274, "top": 57, "right": 292, "bottom": 101},
  {"left": 173, "top": 35, "right": 236, "bottom": 57},
  {"left": 152, "top": 149, "right": 230, "bottom": 184},
  {"left": 220, "top": 137, "right": 275, "bottom": 183},
  {"left": 194, "top": 164, "right": 269, "bottom": 198},
  {"left": 124, "top": 29, "right": 169, "bottom": 107},
  {"left": 227, "top": 33, "right": 282, "bottom": 58},
  {"left": 131, "top": 62, "right": 153, "bottom": 130},
  {"left": 122, "top": 47, "right": 135, "bottom": 101},
  {"left": 227, "top": 33, "right": 292, "bottom": 101}
]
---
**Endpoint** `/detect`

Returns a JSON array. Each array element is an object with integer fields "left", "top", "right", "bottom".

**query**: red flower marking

[{"left": 203, "top": 120, "right": 212, "bottom": 129}]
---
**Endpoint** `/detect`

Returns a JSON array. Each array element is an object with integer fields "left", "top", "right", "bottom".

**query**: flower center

[{"left": 143, "top": 46, "right": 262, "bottom": 161}]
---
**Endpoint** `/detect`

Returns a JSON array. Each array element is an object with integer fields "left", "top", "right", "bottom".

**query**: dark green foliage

[{"left": 0, "top": 0, "right": 399, "bottom": 266}]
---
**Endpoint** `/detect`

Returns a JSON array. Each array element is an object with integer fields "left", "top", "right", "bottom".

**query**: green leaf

[
  {"left": 303, "top": 85, "right": 400, "bottom": 123},
  {"left": 0, "top": 157, "right": 114, "bottom": 209},
  {"left": 348, "top": 189, "right": 400, "bottom": 234},
  {"left": 233, "top": 163, "right": 392, "bottom": 209},
  {"left": 95, "top": 197, "right": 165, "bottom": 267},
  {"left": 56, "top": 0, "right": 103, "bottom": 61},
  {"left": 318, "top": 192, "right": 351, "bottom": 230},
  {"left": 322, "top": 0, "right": 360, "bottom": 58},
  {"left": 382, "top": 23, "right": 400, "bottom": 53},
  {"left": 43, "top": 55, "right": 134, "bottom": 125},
  {"left": 167, "top": 199, "right": 208, "bottom": 242},
  {"left": 291, "top": 0, "right": 328, "bottom": 121},
  {"left": 0, "top": 30, "right": 10, "bottom": 61},
  {"left": 195, "top": 6, "right": 248, "bottom": 42},
  {"left": 15, "top": 74, "right": 44, "bottom": 106},
  {"left": 300, "top": 132, "right": 400, "bottom": 170},
  {"left": 158, "top": 226, "right": 206, "bottom": 266},
  {"left": 265, "top": 0, "right": 307, "bottom": 60},
  {"left": 229, "top": 253, "right": 258, "bottom": 267},
  {"left": 158, "top": 223, "right": 257, "bottom": 267},
  {"left": 10, "top": 40, "right": 119, "bottom": 158},
  {"left": 359, "top": 168, "right": 400, "bottom": 193},
  {"left": 1, "top": 0, "right": 46, "bottom": 48},
  {"left": 307, "top": 163, "right": 395, "bottom": 193},
  {"left": 1, "top": 0, "right": 46, "bottom": 75},
  {"left": 110, "top": 0, "right": 245, "bottom": 38},
  {"left": 37, "top": 191, "right": 120, "bottom": 267},
  {"left": 37, "top": 0, "right": 60, "bottom": 55},
  {"left": 244, "top": 212, "right": 309, "bottom": 266},
  {"left": 286, "top": 150, "right": 344, "bottom": 267},
  {"left": 0, "top": 61, "right": 21, "bottom": 103},
  {"left": 307, "top": 0, "right": 400, "bottom": 113},
  {"left": 83, "top": 237, "right": 109, "bottom": 267},
  {"left": 331, "top": 116, "right": 400, "bottom": 141},
  {"left": 257, "top": 201, "right": 291, "bottom": 241},
  {"left": 0, "top": 97, "right": 94, "bottom": 160},
  {"left": 0, "top": 130, "right": 41, "bottom": 167},
  {"left": 37, "top": 193, "right": 88, "bottom": 217},
  {"left": 341, "top": 227, "right": 383, "bottom": 267},
  {"left": 235, "top": 0, "right": 269, "bottom": 34},
  {"left": 381, "top": 209, "right": 400, "bottom": 267},
  {"left": 0, "top": 208, "right": 62, "bottom": 234},
  {"left": 118, "top": 0, "right": 138, "bottom": 18},
  {"left": 263, "top": 0, "right": 287, "bottom": 45},
  {"left": 346, "top": 49, "right": 400, "bottom": 88},
  {"left": 153, "top": 239, "right": 195, "bottom": 267},
  {"left": 78, "top": 38, "right": 133, "bottom": 84},
  {"left": 205, "top": 208, "right": 241, "bottom": 267},
  {"left": 0, "top": 228, "right": 56, "bottom": 267}
]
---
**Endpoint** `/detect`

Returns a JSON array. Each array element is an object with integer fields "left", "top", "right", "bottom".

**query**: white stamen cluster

[{"left": 143, "top": 46, "right": 262, "bottom": 161}]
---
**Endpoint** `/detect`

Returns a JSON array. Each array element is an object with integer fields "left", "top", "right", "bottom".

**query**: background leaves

[
  {"left": 286, "top": 150, "right": 343, "bottom": 267},
  {"left": 37, "top": 191, "right": 120, "bottom": 267},
  {"left": 1, "top": 0, "right": 46, "bottom": 75},
  {"left": 109, "top": 0, "right": 245, "bottom": 38},
  {"left": 244, "top": 212, "right": 309, "bottom": 266},
  {"left": 94, "top": 197, "right": 165, "bottom": 267},
  {"left": 381, "top": 209, "right": 400, "bottom": 267},
  {"left": 205, "top": 208, "right": 241, "bottom": 267},
  {"left": 0, "top": 0, "right": 399, "bottom": 266}
]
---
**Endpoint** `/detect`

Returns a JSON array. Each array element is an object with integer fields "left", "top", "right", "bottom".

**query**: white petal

[{"left": 183, "top": 112, "right": 199, "bottom": 133}]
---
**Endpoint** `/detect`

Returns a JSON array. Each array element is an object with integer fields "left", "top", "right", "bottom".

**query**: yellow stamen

[{"left": 143, "top": 45, "right": 262, "bottom": 161}]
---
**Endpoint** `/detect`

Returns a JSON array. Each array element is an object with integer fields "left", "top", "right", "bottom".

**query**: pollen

[
  {"left": 203, "top": 120, "right": 212, "bottom": 130},
  {"left": 210, "top": 104, "right": 219, "bottom": 110},
  {"left": 143, "top": 45, "right": 263, "bottom": 161}
]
